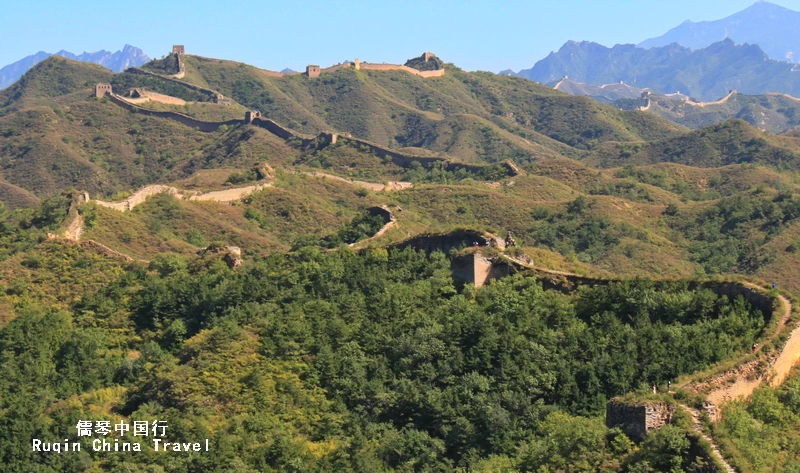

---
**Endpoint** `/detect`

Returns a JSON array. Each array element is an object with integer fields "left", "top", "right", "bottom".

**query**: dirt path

[
  {"left": 682, "top": 404, "right": 736, "bottom": 473},
  {"left": 707, "top": 291, "right": 794, "bottom": 405}
]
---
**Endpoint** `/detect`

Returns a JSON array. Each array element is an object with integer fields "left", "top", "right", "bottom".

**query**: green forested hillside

[
  {"left": 2, "top": 50, "right": 800, "bottom": 473},
  {"left": 0, "top": 241, "right": 767, "bottom": 472}
]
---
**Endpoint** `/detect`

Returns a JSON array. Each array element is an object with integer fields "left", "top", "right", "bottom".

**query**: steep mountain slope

[
  {"left": 0, "top": 54, "right": 690, "bottom": 208},
  {"left": 0, "top": 56, "right": 113, "bottom": 110},
  {"left": 0, "top": 45, "right": 148, "bottom": 90},
  {"left": 639, "top": 1, "right": 800, "bottom": 63},
  {"left": 586, "top": 119, "right": 800, "bottom": 168},
  {"left": 516, "top": 39, "right": 800, "bottom": 101},
  {"left": 633, "top": 92, "right": 800, "bottom": 133},
  {"left": 167, "top": 54, "right": 683, "bottom": 151}
]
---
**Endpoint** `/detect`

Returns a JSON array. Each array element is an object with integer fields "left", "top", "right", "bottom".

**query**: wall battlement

[
  {"left": 100, "top": 86, "right": 518, "bottom": 180},
  {"left": 257, "top": 52, "right": 445, "bottom": 78}
]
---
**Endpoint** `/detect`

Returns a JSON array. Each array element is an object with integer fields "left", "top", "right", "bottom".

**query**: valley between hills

[{"left": 3, "top": 48, "right": 800, "bottom": 472}]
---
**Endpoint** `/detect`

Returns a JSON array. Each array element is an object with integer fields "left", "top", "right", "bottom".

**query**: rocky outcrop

[{"left": 197, "top": 245, "right": 243, "bottom": 269}]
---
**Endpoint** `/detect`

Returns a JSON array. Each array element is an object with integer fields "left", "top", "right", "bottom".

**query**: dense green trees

[
  {"left": 0, "top": 244, "right": 766, "bottom": 471},
  {"left": 715, "top": 374, "right": 800, "bottom": 471}
]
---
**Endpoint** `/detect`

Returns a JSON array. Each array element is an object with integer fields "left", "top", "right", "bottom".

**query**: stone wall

[
  {"left": 104, "top": 89, "right": 516, "bottom": 179},
  {"left": 391, "top": 230, "right": 497, "bottom": 254},
  {"left": 320, "top": 63, "right": 351, "bottom": 74},
  {"left": 606, "top": 399, "right": 676, "bottom": 440},
  {"left": 94, "top": 185, "right": 179, "bottom": 211},
  {"left": 126, "top": 89, "right": 187, "bottom": 105},
  {"left": 255, "top": 54, "right": 444, "bottom": 79},
  {"left": 514, "top": 269, "right": 779, "bottom": 323},
  {"left": 339, "top": 137, "right": 515, "bottom": 176},
  {"left": 107, "top": 94, "right": 240, "bottom": 132},
  {"left": 125, "top": 68, "right": 219, "bottom": 100},
  {"left": 359, "top": 63, "right": 445, "bottom": 77},
  {"left": 349, "top": 206, "right": 397, "bottom": 247}
]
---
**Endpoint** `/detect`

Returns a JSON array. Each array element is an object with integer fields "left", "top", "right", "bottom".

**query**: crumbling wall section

[{"left": 606, "top": 399, "right": 676, "bottom": 441}]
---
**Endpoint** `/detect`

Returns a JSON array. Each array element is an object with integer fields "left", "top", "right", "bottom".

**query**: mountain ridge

[
  {"left": 0, "top": 44, "right": 149, "bottom": 90},
  {"left": 514, "top": 38, "right": 800, "bottom": 101},
  {"left": 639, "top": 1, "right": 800, "bottom": 63}
]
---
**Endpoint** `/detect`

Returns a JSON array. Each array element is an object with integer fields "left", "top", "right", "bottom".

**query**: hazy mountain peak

[
  {"left": 639, "top": 1, "right": 800, "bottom": 62},
  {"left": 516, "top": 39, "right": 796, "bottom": 101},
  {"left": 0, "top": 45, "right": 149, "bottom": 90}
]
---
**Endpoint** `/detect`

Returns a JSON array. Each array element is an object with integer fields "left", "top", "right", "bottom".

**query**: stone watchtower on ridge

[
  {"left": 172, "top": 45, "right": 185, "bottom": 55},
  {"left": 306, "top": 65, "right": 321, "bottom": 78},
  {"left": 94, "top": 83, "right": 112, "bottom": 98},
  {"left": 245, "top": 111, "right": 262, "bottom": 124}
]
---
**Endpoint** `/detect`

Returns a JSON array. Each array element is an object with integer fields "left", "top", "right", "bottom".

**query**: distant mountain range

[
  {"left": 0, "top": 44, "right": 148, "bottom": 90},
  {"left": 512, "top": 39, "right": 800, "bottom": 101},
  {"left": 639, "top": 1, "right": 800, "bottom": 63}
]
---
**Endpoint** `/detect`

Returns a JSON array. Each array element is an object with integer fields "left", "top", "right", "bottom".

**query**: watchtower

[
  {"left": 354, "top": 58, "right": 361, "bottom": 70},
  {"left": 606, "top": 399, "right": 676, "bottom": 441},
  {"left": 306, "top": 65, "right": 321, "bottom": 78},
  {"left": 172, "top": 45, "right": 185, "bottom": 55},
  {"left": 245, "top": 110, "right": 262, "bottom": 124},
  {"left": 423, "top": 52, "right": 434, "bottom": 62},
  {"left": 94, "top": 83, "right": 112, "bottom": 98}
]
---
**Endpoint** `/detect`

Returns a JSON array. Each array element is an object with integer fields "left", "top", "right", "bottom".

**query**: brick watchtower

[
  {"left": 306, "top": 65, "right": 321, "bottom": 78},
  {"left": 94, "top": 83, "right": 112, "bottom": 98}
]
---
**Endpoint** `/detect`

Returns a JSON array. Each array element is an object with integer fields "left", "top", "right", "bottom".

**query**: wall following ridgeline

[
  {"left": 94, "top": 185, "right": 179, "bottom": 211},
  {"left": 359, "top": 63, "right": 445, "bottom": 77},
  {"left": 390, "top": 230, "right": 498, "bottom": 254},
  {"left": 107, "top": 94, "right": 240, "bottom": 132},
  {"left": 101, "top": 87, "right": 517, "bottom": 178},
  {"left": 126, "top": 68, "right": 217, "bottom": 99}
]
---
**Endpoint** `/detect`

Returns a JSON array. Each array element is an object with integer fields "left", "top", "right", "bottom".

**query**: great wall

[
  {"left": 45, "top": 180, "right": 798, "bottom": 471},
  {"left": 70, "top": 48, "right": 800, "bottom": 470},
  {"left": 92, "top": 47, "right": 521, "bottom": 181},
  {"left": 387, "top": 228, "right": 798, "bottom": 471},
  {"left": 96, "top": 84, "right": 520, "bottom": 178}
]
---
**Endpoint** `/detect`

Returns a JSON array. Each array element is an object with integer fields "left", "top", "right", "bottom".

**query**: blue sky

[{"left": 3, "top": 0, "right": 800, "bottom": 72}]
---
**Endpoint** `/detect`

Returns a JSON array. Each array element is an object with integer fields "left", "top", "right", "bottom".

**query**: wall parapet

[
  {"left": 125, "top": 67, "right": 219, "bottom": 99},
  {"left": 103, "top": 90, "right": 517, "bottom": 179}
]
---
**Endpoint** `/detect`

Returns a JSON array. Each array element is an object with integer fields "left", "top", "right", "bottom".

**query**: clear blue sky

[{"left": 3, "top": 0, "right": 800, "bottom": 72}]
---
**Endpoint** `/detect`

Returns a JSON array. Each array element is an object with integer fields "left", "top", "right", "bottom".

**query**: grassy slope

[
  {"left": 647, "top": 93, "right": 800, "bottom": 134},
  {"left": 6, "top": 54, "right": 800, "bottom": 294},
  {"left": 586, "top": 119, "right": 800, "bottom": 169}
]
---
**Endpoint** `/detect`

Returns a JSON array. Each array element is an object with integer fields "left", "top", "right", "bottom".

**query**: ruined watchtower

[
  {"left": 606, "top": 398, "right": 676, "bottom": 440},
  {"left": 172, "top": 45, "right": 185, "bottom": 55},
  {"left": 94, "top": 83, "right": 112, "bottom": 98},
  {"left": 245, "top": 110, "right": 262, "bottom": 124},
  {"left": 306, "top": 65, "right": 321, "bottom": 78},
  {"left": 423, "top": 52, "right": 434, "bottom": 62},
  {"left": 354, "top": 58, "right": 361, "bottom": 70}
]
